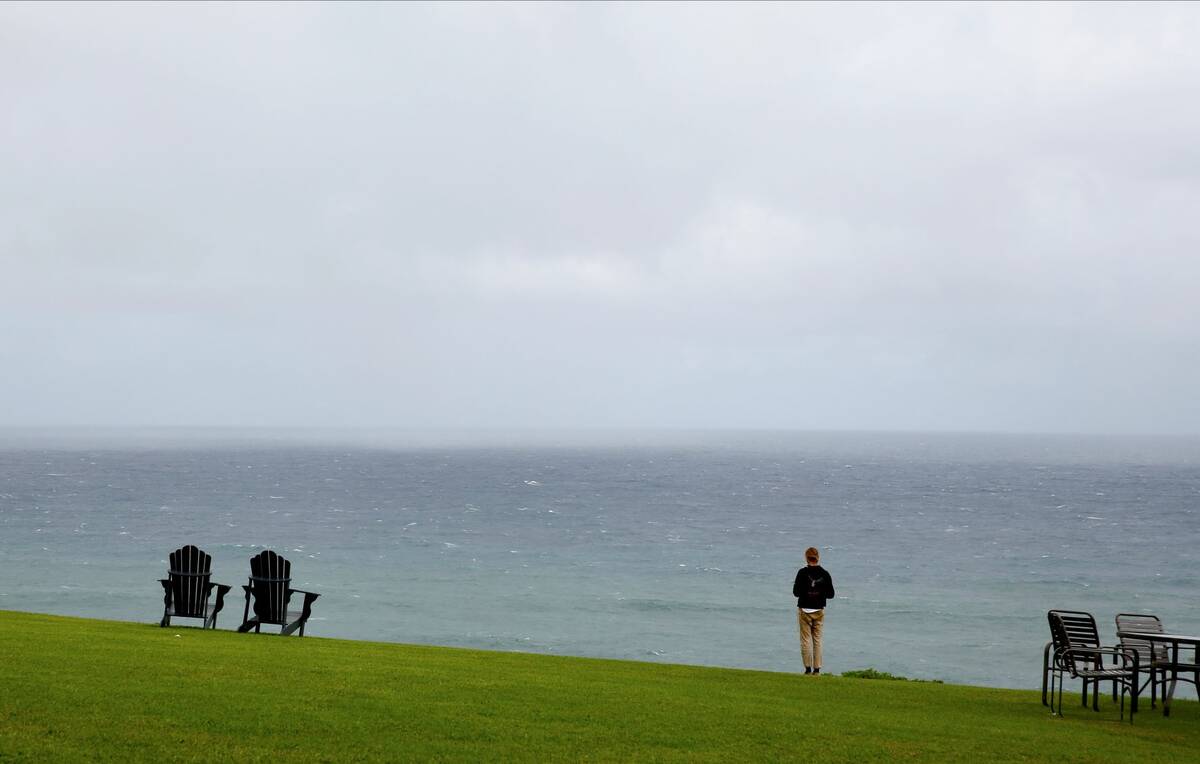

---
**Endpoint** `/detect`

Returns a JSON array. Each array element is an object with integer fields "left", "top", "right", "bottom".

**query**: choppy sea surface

[{"left": 2, "top": 429, "right": 1198, "bottom": 689}]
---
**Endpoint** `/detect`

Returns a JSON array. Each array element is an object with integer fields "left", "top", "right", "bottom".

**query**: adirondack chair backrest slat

[
  {"left": 168, "top": 544, "right": 212, "bottom": 619},
  {"left": 249, "top": 550, "right": 292, "bottom": 624}
]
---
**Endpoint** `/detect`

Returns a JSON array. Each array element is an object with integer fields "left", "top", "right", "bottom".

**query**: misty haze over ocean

[
  {"left": 2, "top": 428, "right": 1197, "bottom": 689},
  {"left": 3, "top": 3, "right": 1200, "bottom": 435}
]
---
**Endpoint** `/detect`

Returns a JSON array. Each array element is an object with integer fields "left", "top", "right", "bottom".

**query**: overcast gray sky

[{"left": 2, "top": 2, "right": 1199, "bottom": 434}]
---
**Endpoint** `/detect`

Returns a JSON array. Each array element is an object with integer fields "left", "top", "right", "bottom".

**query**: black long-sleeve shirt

[{"left": 793, "top": 564, "right": 835, "bottom": 610}]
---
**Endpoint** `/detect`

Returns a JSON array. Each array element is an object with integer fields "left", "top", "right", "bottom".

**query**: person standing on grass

[{"left": 793, "top": 546, "right": 835, "bottom": 675}]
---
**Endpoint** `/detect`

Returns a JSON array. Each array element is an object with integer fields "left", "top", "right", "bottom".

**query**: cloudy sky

[{"left": 2, "top": 2, "right": 1199, "bottom": 434}]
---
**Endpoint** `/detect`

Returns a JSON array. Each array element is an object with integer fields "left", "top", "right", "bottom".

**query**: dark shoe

[
  {"left": 804, "top": 667, "right": 812, "bottom": 674},
  {"left": 813, "top": 668, "right": 821, "bottom": 675}
]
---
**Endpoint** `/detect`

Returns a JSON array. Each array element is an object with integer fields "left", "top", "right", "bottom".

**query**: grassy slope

[{"left": 1, "top": 611, "right": 1197, "bottom": 762}]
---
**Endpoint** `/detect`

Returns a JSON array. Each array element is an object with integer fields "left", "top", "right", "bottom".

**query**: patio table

[{"left": 1116, "top": 631, "right": 1200, "bottom": 717}]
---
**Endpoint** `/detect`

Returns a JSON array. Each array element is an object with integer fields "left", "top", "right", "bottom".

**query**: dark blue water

[{"left": 2, "top": 429, "right": 1197, "bottom": 688}]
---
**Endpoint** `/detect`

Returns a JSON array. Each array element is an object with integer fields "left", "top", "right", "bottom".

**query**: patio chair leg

[{"left": 1042, "top": 644, "right": 1051, "bottom": 706}]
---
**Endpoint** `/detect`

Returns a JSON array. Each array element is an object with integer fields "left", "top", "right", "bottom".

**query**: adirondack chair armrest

[
  {"left": 160, "top": 579, "right": 172, "bottom": 607},
  {"left": 288, "top": 589, "right": 320, "bottom": 623},
  {"left": 290, "top": 588, "right": 320, "bottom": 608},
  {"left": 207, "top": 582, "right": 232, "bottom": 615}
]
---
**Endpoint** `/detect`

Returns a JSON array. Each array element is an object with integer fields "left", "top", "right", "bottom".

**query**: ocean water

[{"left": 1, "top": 429, "right": 1198, "bottom": 689}]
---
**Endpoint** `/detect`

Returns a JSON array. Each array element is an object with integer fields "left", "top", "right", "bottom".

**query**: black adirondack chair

[
  {"left": 237, "top": 549, "right": 320, "bottom": 636},
  {"left": 159, "top": 545, "right": 231, "bottom": 629},
  {"left": 1047, "top": 610, "right": 1138, "bottom": 722}
]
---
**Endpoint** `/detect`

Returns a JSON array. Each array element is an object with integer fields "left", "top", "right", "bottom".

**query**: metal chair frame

[{"left": 1047, "top": 611, "right": 1138, "bottom": 723}]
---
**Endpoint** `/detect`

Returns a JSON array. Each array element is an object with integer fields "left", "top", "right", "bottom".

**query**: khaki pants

[{"left": 798, "top": 609, "right": 824, "bottom": 668}]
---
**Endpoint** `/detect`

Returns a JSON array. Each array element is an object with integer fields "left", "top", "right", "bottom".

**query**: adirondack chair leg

[
  {"left": 299, "top": 591, "right": 317, "bottom": 637},
  {"left": 237, "top": 587, "right": 257, "bottom": 633},
  {"left": 206, "top": 584, "right": 231, "bottom": 629},
  {"left": 160, "top": 579, "right": 173, "bottom": 628}
]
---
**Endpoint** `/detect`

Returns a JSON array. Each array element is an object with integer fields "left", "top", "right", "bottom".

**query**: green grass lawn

[{"left": 1, "top": 610, "right": 1196, "bottom": 762}]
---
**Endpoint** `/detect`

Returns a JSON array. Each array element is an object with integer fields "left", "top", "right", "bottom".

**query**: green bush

[{"left": 841, "top": 667, "right": 943, "bottom": 683}]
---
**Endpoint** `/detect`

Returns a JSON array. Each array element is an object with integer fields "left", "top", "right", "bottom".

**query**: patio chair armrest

[
  {"left": 1059, "top": 646, "right": 1136, "bottom": 670},
  {"left": 1122, "top": 648, "right": 1140, "bottom": 673},
  {"left": 288, "top": 588, "right": 320, "bottom": 599},
  {"left": 160, "top": 579, "right": 172, "bottom": 607},
  {"left": 1116, "top": 645, "right": 1142, "bottom": 662}
]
